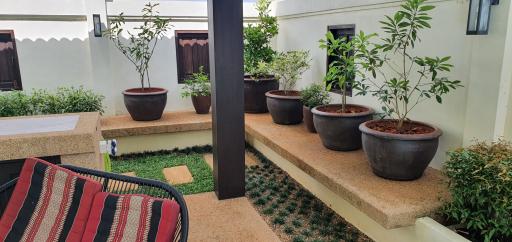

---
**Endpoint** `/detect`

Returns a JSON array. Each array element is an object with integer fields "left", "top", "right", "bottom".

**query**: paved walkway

[{"left": 185, "top": 192, "right": 280, "bottom": 242}]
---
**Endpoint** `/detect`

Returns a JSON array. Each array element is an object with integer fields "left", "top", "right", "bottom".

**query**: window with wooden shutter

[
  {"left": 175, "top": 30, "right": 209, "bottom": 84},
  {"left": 326, "top": 25, "right": 355, "bottom": 95},
  {"left": 0, "top": 30, "right": 22, "bottom": 91}
]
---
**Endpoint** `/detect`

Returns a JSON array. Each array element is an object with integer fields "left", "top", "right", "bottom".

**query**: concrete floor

[{"left": 185, "top": 192, "right": 281, "bottom": 242}]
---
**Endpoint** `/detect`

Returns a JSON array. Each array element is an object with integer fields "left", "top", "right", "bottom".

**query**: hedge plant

[
  {"left": 0, "top": 86, "right": 104, "bottom": 117},
  {"left": 300, "top": 83, "right": 330, "bottom": 109},
  {"left": 443, "top": 140, "right": 512, "bottom": 242}
]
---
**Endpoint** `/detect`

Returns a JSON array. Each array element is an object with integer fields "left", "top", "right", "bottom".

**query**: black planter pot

[
  {"left": 123, "top": 87, "right": 168, "bottom": 121},
  {"left": 312, "top": 104, "right": 374, "bottom": 151},
  {"left": 191, "top": 95, "right": 211, "bottom": 114},
  {"left": 303, "top": 106, "right": 316, "bottom": 133},
  {"left": 359, "top": 120, "right": 442, "bottom": 181},
  {"left": 266, "top": 90, "right": 303, "bottom": 125},
  {"left": 244, "top": 76, "right": 279, "bottom": 113}
]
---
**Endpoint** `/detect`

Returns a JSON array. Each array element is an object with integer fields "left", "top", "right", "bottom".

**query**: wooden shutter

[
  {"left": 175, "top": 30, "right": 209, "bottom": 84},
  {"left": 0, "top": 30, "right": 22, "bottom": 91}
]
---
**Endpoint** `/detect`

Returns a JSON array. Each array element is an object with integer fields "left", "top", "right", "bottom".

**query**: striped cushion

[
  {"left": 82, "top": 193, "right": 180, "bottom": 242},
  {"left": 0, "top": 158, "right": 103, "bottom": 242}
]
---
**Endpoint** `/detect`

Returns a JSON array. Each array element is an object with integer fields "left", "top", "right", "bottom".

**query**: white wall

[
  {"left": 0, "top": 0, "right": 257, "bottom": 115},
  {"left": 273, "top": 0, "right": 512, "bottom": 168}
]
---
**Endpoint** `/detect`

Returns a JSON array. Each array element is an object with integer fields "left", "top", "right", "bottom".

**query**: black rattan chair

[{"left": 0, "top": 165, "right": 189, "bottom": 242}]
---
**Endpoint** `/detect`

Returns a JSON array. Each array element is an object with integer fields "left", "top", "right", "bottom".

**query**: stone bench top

[
  {"left": 0, "top": 112, "right": 101, "bottom": 161},
  {"left": 101, "top": 111, "right": 212, "bottom": 139},
  {"left": 100, "top": 111, "right": 449, "bottom": 229},
  {"left": 245, "top": 113, "right": 449, "bottom": 229}
]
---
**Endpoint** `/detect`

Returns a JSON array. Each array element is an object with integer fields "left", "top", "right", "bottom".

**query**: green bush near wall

[
  {"left": 0, "top": 86, "right": 104, "bottom": 117},
  {"left": 443, "top": 140, "right": 512, "bottom": 242}
]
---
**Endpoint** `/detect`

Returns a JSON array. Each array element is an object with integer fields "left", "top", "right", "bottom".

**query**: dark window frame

[
  {"left": 0, "top": 30, "right": 22, "bottom": 91},
  {"left": 175, "top": 30, "right": 209, "bottom": 84},
  {"left": 326, "top": 24, "right": 355, "bottom": 96}
]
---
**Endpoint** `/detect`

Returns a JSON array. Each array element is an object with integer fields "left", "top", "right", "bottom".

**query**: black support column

[{"left": 207, "top": 0, "right": 245, "bottom": 200}]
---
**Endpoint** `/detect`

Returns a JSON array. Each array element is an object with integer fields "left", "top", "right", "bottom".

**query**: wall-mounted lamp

[
  {"left": 467, "top": 0, "right": 499, "bottom": 35},
  {"left": 93, "top": 14, "right": 102, "bottom": 37}
]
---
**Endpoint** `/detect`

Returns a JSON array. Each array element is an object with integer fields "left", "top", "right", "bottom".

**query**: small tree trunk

[{"left": 341, "top": 84, "right": 347, "bottom": 113}]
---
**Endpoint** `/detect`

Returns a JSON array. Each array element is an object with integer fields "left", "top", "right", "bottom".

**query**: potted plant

[
  {"left": 244, "top": 0, "right": 279, "bottom": 113},
  {"left": 181, "top": 66, "right": 211, "bottom": 114},
  {"left": 300, "top": 83, "right": 330, "bottom": 133},
  {"left": 312, "top": 32, "right": 374, "bottom": 151},
  {"left": 355, "top": 0, "right": 462, "bottom": 180},
  {"left": 266, "top": 50, "right": 310, "bottom": 125},
  {"left": 104, "top": 3, "right": 172, "bottom": 121}
]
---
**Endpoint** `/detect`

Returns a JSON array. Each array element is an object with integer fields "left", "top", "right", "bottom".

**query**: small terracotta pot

[
  {"left": 191, "top": 95, "right": 211, "bottom": 114},
  {"left": 265, "top": 90, "right": 303, "bottom": 125},
  {"left": 244, "top": 75, "right": 279, "bottom": 113},
  {"left": 123, "top": 87, "right": 168, "bottom": 121},
  {"left": 359, "top": 119, "right": 442, "bottom": 180},
  {"left": 303, "top": 106, "right": 316, "bottom": 133}
]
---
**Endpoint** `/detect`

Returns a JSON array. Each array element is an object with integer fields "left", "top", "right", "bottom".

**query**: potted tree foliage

[
  {"left": 181, "top": 66, "right": 211, "bottom": 114},
  {"left": 104, "top": 3, "right": 172, "bottom": 121},
  {"left": 312, "top": 32, "right": 374, "bottom": 151},
  {"left": 355, "top": 0, "right": 462, "bottom": 180},
  {"left": 300, "top": 83, "right": 330, "bottom": 133},
  {"left": 244, "top": 0, "right": 279, "bottom": 113},
  {"left": 266, "top": 50, "right": 310, "bottom": 125}
]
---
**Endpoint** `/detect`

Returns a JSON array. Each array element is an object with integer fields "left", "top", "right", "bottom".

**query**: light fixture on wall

[
  {"left": 93, "top": 14, "right": 102, "bottom": 37},
  {"left": 466, "top": 0, "right": 499, "bottom": 35}
]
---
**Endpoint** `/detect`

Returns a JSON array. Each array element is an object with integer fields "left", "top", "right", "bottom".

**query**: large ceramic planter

[
  {"left": 265, "top": 90, "right": 303, "bottom": 125},
  {"left": 191, "top": 95, "right": 211, "bottom": 114},
  {"left": 244, "top": 76, "right": 279, "bottom": 113},
  {"left": 312, "top": 104, "right": 374, "bottom": 151},
  {"left": 359, "top": 119, "right": 442, "bottom": 181},
  {"left": 303, "top": 106, "right": 316, "bottom": 133},
  {"left": 123, "top": 87, "right": 168, "bottom": 121}
]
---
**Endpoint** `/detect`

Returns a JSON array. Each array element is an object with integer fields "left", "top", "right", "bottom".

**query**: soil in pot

[
  {"left": 360, "top": 119, "right": 442, "bottom": 181},
  {"left": 303, "top": 106, "right": 316, "bottom": 133},
  {"left": 266, "top": 90, "right": 303, "bottom": 125},
  {"left": 244, "top": 76, "right": 279, "bottom": 113},
  {"left": 191, "top": 95, "right": 211, "bottom": 114},
  {"left": 312, "top": 104, "right": 374, "bottom": 151},
  {"left": 123, "top": 87, "right": 168, "bottom": 121}
]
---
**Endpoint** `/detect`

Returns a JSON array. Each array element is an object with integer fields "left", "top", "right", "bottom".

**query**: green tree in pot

[
  {"left": 244, "top": 0, "right": 279, "bottom": 113},
  {"left": 104, "top": 3, "right": 172, "bottom": 121},
  {"left": 266, "top": 50, "right": 310, "bottom": 125},
  {"left": 312, "top": 32, "right": 374, "bottom": 151},
  {"left": 300, "top": 83, "right": 330, "bottom": 133},
  {"left": 355, "top": 0, "right": 462, "bottom": 180},
  {"left": 181, "top": 67, "right": 211, "bottom": 114}
]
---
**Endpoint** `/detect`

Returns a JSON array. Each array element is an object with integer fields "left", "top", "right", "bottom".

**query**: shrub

[
  {"left": 0, "top": 86, "right": 104, "bottom": 117},
  {"left": 443, "top": 140, "right": 512, "bottom": 242},
  {"left": 244, "top": 0, "right": 278, "bottom": 77},
  {"left": 353, "top": 0, "right": 462, "bottom": 131},
  {"left": 270, "top": 51, "right": 311, "bottom": 92},
  {"left": 300, "top": 83, "right": 330, "bottom": 109},
  {"left": 181, "top": 66, "right": 211, "bottom": 98}
]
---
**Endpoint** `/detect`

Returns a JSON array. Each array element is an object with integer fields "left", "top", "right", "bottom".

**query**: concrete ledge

[
  {"left": 245, "top": 114, "right": 449, "bottom": 229},
  {"left": 101, "top": 111, "right": 212, "bottom": 139}
]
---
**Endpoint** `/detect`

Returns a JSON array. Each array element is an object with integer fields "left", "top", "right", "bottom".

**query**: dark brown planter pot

[
  {"left": 244, "top": 76, "right": 279, "bottom": 113},
  {"left": 265, "top": 90, "right": 303, "bottom": 125},
  {"left": 359, "top": 120, "right": 442, "bottom": 181},
  {"left": 303, "top": 106, "right": 316, "bottom": 133},
  {"left": 123, "top": 87, "right": 168, "bottom": 121},
  {"left": 312, "top": 104, "right": 374, "bottom": 151},
  {"left": 191, "top": 95, "right": 211, "bottom": 114}
]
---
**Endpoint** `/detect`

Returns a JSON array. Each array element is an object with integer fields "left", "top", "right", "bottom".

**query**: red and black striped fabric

[
  {"left": 82, "top": 193, "right": 180, "bottom": 242},
  {"left": 0, "top": 158, "right": 103, "bottom": 242}
]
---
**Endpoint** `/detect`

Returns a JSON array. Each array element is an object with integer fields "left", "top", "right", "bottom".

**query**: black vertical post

[{"left": 207, "top": 0, "right": 245, "bottom": 200}]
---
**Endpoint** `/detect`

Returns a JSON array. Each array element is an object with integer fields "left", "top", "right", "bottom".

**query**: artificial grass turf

[{"left": 112, "top": 152, "right": 214, "bottom": 195}]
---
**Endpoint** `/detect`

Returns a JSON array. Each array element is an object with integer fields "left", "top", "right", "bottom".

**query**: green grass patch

[{"left": 112, "top": 153, "right": 213, "bottom": 195}]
